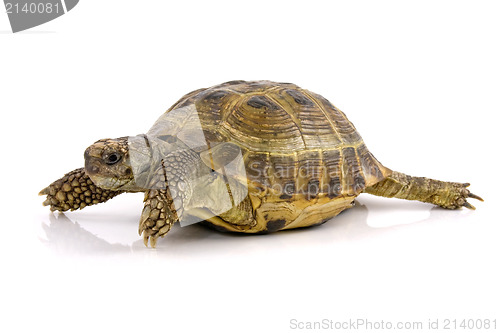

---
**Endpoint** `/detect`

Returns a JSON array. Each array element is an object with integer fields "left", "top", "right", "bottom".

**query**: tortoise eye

[{"left": 104, "top": 152, "right": 121, "bottom": 165}]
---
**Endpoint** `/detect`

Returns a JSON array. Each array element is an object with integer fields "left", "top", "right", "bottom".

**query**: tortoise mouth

[{"left": 89, "top": 174, "right": 132, "bottom": 190}]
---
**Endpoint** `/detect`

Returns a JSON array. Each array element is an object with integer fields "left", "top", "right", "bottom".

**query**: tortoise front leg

[
  {"left": 139, "top": 189, "right": 180, "bottom": 248},
  {"left": 39, "top": 168, "right": 123, "bottom": 212}
]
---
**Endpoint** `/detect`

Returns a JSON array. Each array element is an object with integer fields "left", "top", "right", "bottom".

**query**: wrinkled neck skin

[
  {"left": 125, "top": 135, "right": 158, "bottom": 191},
  {"left": 126, "top": 135, "right": 210, "bottom": 192}
]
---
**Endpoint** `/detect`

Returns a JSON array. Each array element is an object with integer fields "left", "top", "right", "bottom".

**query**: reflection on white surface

[
  {"left": 28, "top": 190, "right": 497, "bottom": 333},
  {"left": 358, "top": 196, "right": 475, "bottom": 228},
  {"left": 41, "top": 213, "right": 132, "bottom": 254},
  {"left": 38, "top": 196, "right": 474, "bottom": 257}
]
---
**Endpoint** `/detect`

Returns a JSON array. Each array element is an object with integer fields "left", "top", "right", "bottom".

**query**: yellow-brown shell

[{"left": 166, "top": 80, "right": 391, "bottom": 232}]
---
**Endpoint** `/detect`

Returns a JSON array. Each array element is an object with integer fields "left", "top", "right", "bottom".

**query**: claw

[
  {"left": 142, "top": 234, "right": 157, "bottom": 248},
  {"left": 468, "top": 192, "right": 484, "bottom": 202},
  {"left": 141, "top": 229, "right": 157, "bottom": 248},
  {"left": 149, "top": 236, "right": 157, "bottom": 248},
  {"left": 463, "top": 201, "right": 476, "bottom": 210}
]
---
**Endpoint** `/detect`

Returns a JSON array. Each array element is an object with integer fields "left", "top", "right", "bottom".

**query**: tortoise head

[{"left": 84, "top": 137, "right": 137, "bottom": 191}]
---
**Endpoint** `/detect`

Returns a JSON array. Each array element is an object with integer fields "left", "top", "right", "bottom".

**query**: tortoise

[{"left": 40, "top": 80, "right": 482, "bottom": 247}]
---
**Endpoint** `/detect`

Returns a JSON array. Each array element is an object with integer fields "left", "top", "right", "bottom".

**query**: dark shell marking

[
  {"left": 286, "top": 89, "right": 314, "bottom": 106},
  {"left": 246, "top": 95, "right": 279, "bottom": 110}
]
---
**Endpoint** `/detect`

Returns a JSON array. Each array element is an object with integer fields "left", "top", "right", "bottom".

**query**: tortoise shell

[{"left": 153, "top": 80, "right": 391, "bottom": 233}]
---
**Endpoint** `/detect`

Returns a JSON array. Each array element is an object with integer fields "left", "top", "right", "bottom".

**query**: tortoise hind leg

[
  {"left": 364, "top": 171, "right": 483, "bottom": 209},
  {"left": 39, "top": 168, "right": 123, "bottom": 212}
]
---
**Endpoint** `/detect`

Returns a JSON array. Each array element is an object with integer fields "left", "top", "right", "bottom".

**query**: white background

[{"left": 1, "top": 1, "right": 499, "bottom": 332}]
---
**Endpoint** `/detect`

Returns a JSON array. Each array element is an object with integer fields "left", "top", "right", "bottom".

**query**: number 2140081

[
  {"left": 5, "top": 2, "right": 61, "bottom": 14},
  {"left": 443, "top": 319, "right": 496, "bottom": 330}
]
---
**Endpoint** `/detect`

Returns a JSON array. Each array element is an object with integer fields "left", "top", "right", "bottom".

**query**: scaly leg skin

[
  {"left": 139, "top": 189, "right": 180, "bottom": 248},
  {"left": 39, "top": 168, "right": 123, "bottom": 212},
  {"left": 364, "top": 171, "right": 483, "bottom": 209}
]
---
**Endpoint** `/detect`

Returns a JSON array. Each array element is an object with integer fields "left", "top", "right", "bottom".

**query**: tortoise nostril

[{"left": 88, "top": 165, "right": 100, "bottom": 174}]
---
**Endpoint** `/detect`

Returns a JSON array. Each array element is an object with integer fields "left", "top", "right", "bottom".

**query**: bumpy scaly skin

[
  {"left": 39, "top": 168, "right": 123, "bottom": 212},
  {"left": 364, "top": 171, "right": 483, "bottom": 209},
  {"left": 139, "top": 189, "right": 178, "bottom": 248}
]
